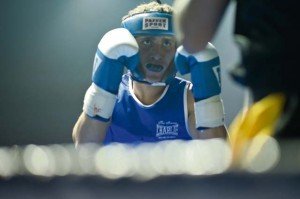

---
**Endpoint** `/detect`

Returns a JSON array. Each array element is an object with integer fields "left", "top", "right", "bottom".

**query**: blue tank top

[{"left": 103, "top": 75, "right": 192, "bottom": 144}]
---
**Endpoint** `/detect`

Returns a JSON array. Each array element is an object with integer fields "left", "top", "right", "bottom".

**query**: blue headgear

[
  {"left": 121, "top": 12, "right": 176, "bottom": 86},
  {"left": 121, "top": 12, "right": 174, "bottom": 36}
]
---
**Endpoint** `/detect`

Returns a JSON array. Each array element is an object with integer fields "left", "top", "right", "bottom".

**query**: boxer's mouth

[{"left": 145, "top": 63, "right": 163, "bottom": 72}]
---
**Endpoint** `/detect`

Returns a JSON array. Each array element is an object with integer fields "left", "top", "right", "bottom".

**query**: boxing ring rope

[{"left": 0, "top": 138, "right": 282, "bottom": 180}]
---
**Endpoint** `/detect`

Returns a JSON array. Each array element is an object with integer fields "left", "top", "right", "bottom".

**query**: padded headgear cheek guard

[{"left": 121, "top": 12, "right": 176, "bottom": 86}]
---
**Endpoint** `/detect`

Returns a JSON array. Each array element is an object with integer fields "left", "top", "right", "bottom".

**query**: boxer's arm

[
  {"left": 73, "top": 28, "right": 139, "bottom": 146},
  {"left": 176, "top": 43, "right": 227, "bottom": 137},
  {"left": 187, "top": 89, "right": 227, "bottom": 139},
  {"left": 72, "top": 112, "right": 109, "bottom": 146},
  {"left": 173, "top": 0, "right": 229, "bottom": 53}
]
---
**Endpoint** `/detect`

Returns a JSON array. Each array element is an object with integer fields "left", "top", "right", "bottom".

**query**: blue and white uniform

[{"left": 103, "top": 74, "right": 192, "bottom": 144}]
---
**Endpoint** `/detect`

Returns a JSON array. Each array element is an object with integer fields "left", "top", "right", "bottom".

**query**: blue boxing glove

[
  {"left": 175, "top": 43, "right": 221, "bottom": 100},
  {"left": 83, "top": 28, "right": 139, "bottom": 121},
  {"left": 175, "top": 43, "right": 224, "bottom": 129}
]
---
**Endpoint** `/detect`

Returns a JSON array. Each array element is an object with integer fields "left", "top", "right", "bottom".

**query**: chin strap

[
  {"left": 128, "top": 63, "right": 177, "bottom": 86},
  {"left": 129, "top": 72, "right": 172, "bottom": 86}
]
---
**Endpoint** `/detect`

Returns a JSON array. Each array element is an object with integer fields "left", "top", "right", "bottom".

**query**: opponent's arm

[
  {"left": 72, "top": 28, "right": 139, "bottom": 146},
  {"left": 175, "top": 43, "right": 227, "bottom": 139},
  {"left": 173, "top": 0, "right": 229, "bottom": 53}
]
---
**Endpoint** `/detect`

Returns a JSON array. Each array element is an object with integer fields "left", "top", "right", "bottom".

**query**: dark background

[
  {"left": 0, "top": 0, "right": 243, "bottom": 146},
  {"left": 1, "top": 1, "right": 300, "bottom": 196}
]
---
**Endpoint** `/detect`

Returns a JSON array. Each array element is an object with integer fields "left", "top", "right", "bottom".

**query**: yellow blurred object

[{"left": 228, "top": 93, "right": 286, "bottom": 169}]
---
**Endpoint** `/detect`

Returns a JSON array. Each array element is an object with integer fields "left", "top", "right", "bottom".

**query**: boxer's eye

[
  {"left": 163, "top": 40, "right": 171, "bottom": 47},
  {"left": 163, "top": 39, "right": 175, "bottom": 48},
  {"left": 142, "top": 39, "right": 151, "bottom": 46}
]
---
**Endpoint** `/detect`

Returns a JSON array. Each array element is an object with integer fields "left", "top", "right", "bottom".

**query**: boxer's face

[{"left": 135, "top": 36, "right": 176, "bottom": 83}]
